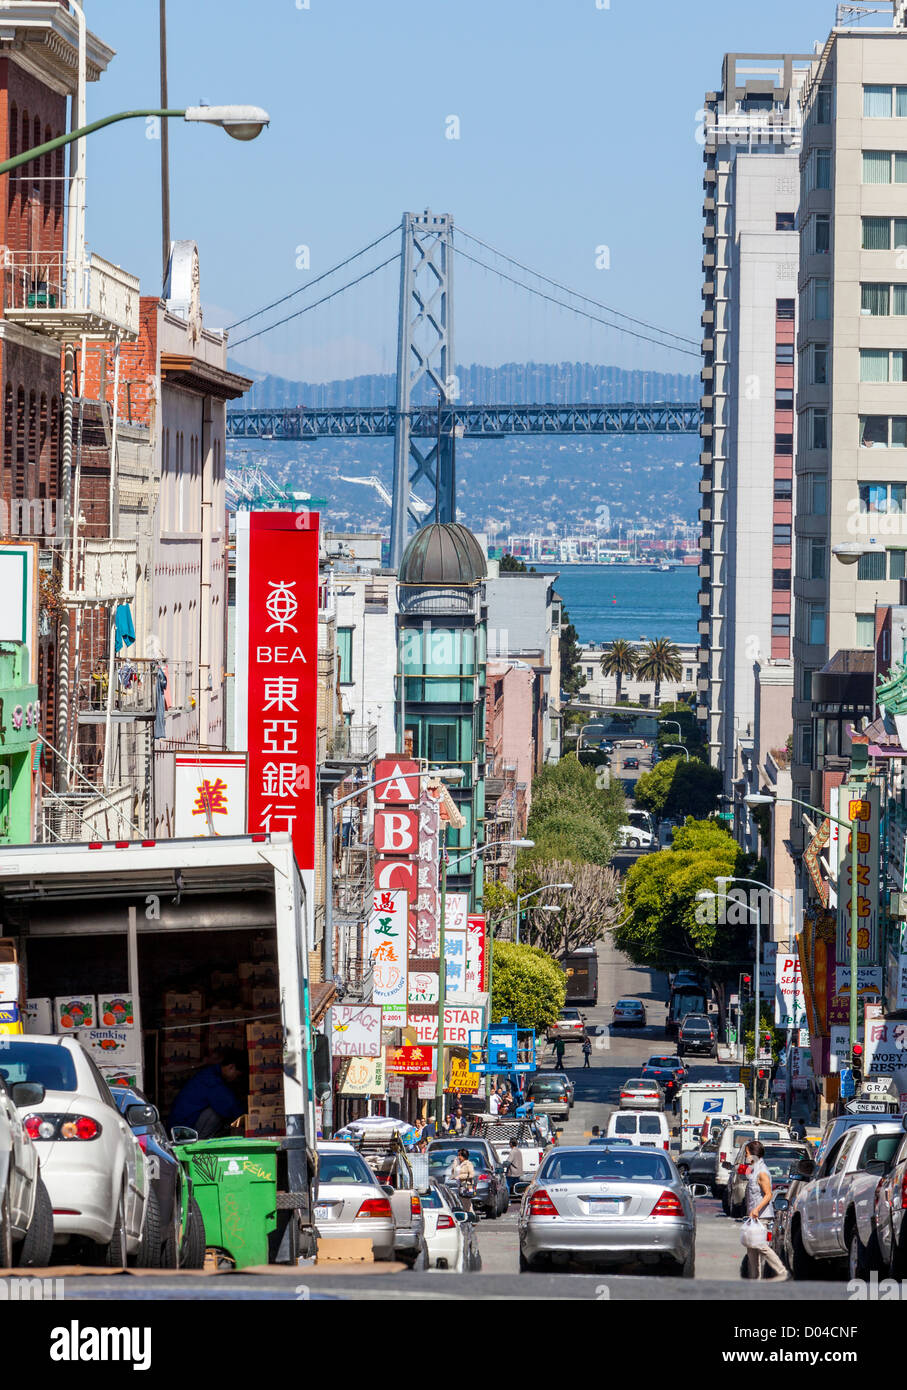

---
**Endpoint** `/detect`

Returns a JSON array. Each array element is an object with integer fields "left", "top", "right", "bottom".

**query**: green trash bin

[{"left": 172, "top": 1136, "right": 286, "bottom": 1269}]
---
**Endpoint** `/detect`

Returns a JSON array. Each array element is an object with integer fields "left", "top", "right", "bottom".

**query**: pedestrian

[
  {"left": 446, "top": 1105, "right": 466, "bottom": 1135},
  {"left": 422, "top": 1116, "right": 437, "bottom": 1140},
  {"left": 553, "top": 1037, "right": 566, "bottom": 1068},
  {"left": 591, "top": 1125, "right": 601, "bottom": 1138},
  {"left": 488, "top": 1088, "right": 501, "bottom": 1117},
  {"left": 742, "top": 1141, "right": 788, "bottom": 1281},
  {"left": 449, "top": 1147, "right": 477, "bottom": 1214},
  {"left": 503, "top": 1136, "right": 524, "bottom": 1197},
  {"left": 582, "top": 1034, "right": 592, "bottom": 1070}
]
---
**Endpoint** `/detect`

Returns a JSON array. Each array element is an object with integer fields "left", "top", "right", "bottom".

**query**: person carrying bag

[{"left": 741, "top": 1140, "right": 788, "bottom": 1280}]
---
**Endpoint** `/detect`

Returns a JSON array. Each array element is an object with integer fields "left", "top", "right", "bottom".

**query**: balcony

[
  {"left": 324, "top": 723, "right": 378, "bottom": 763},
  {"left": 65, "top": 539, "right": 137, "bottom": 603},
  {"left": 2, "top": 250, "right": 139, "bottom": 341},
  {"left": 76, "top": 659, "right": 193, "bottom": 724}
]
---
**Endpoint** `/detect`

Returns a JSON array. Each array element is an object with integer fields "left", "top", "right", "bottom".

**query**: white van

[
  {"left": 607, "top": 1109, "right": 671, "bottom": 1151},
  {"left": 714, "top": 1117, "right": 792, "bottom": 1208},
  {"left": 618, "top": 825, "right": 655, "bottom": 850}
]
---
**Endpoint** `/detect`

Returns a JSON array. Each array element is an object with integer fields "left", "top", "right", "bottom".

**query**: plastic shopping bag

[{"left": 740, "top": 1217, "right": 768, "bottom": 1250}]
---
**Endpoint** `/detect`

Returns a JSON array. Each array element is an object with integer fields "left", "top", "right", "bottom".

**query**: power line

[
  {"left": 226, "top": 225, "right": 399, "bottom": 331},
  {"left": 229, "top": 252, "right": 401, "bottom": 349},
  {"left": 453, "top": 243, "right": 700, "bottom": 359},
  {"left": 458, "top": 226, "right": 700, "bottom": 351}
]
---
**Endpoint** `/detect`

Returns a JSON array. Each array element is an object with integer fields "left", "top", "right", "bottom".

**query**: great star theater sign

[{"left": 235, "top": 511, "right": 319, "bottom": 869}]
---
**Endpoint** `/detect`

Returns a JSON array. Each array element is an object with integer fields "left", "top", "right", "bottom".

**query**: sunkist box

[
  {"left": 54, "top": 996, "right": 96, "bottom": 1030},
  {"left": 98, "top": 996, "right": 134, "bottom": 1028},
  {"left": 0, "top": 960, "right": 20, "bottom": 1003},
  {"left": 99, "top": 1064, "right": 142, "bottom": 1092},
  {"left": 82, "top": 1027, "right": 139, "bottom": 1062}
]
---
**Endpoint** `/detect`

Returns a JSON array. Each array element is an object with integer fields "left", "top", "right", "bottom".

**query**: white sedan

[
  {"left": 2, "top": 1036, "right": 148, "bottom": 1263},
  {"left": 0, "top": 1068, "right": 54, "bottom": 1265},
  {"left": 420, "top": 1181, "right": 482, "bottom": 1272}
]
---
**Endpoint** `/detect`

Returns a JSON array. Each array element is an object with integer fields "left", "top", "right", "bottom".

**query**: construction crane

[
  {"left": 225, "top": 459, "right": 322, "bottom": 512},
  {"left": 340, "top": 474, "right": 432, "bottom": 518}
]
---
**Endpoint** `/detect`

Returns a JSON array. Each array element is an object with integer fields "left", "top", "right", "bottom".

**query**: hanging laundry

[
  {"left": 161, "top": 662, "right": 172, "bottom": 711},
  {"left": 154, "top": 665, "right": 168, "bottom": 740},
  {"left": 117, "top": 661, "right": 137, "bottom": 691},
  {"left": 114, "top": 604, "right": 135, "bottom": 653}
]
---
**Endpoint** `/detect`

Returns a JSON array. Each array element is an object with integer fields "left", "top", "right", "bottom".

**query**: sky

[{"left": 82, "top": 0, "right": 842, "bottom": 380}]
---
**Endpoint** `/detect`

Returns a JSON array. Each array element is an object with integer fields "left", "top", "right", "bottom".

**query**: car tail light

[
  {"left": 620, "top": 1092, "right": 631, "bottom": 1100},
  {"left": 529, "top": 1190, "right": 559, "bottom": 1216},
  {"left": 23, "top": 1113, "right": 102, "bottom": 1141},
  {"left": 902, "top": 1168, "right": 907, "bottom": 1209},
  {"left": 478, "top": 1172, "right": 492, "bottom": 1181},
  {"left": 651, "top": 1190, "right": 684, "bottom": 1217},
  {"left": 664, "top": 1141, "right": 670, "bottom": 1151},
  {"left": 538, "top": 1151, "right": 544, "bottom": 1163},
  {"left": 355, "top": 1197, "right": 392, "bottom": 1220},
  {"left": 436, "top": 1214, "right": 456, "bottom": 1230},
  {"left": 410, "top": 1194, "right": 421, "bottom": 1216}
]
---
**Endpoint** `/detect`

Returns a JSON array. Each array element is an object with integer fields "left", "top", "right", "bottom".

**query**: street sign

[
  {"left": 758, "top": 1051, "right": 772, "bottom": 1063},
  {"left": 840, "top": 1067, "right": 855, "bottom": 1099},
  {"left": 845, "top": 1098, "right": 891, "bottom": 1114}
]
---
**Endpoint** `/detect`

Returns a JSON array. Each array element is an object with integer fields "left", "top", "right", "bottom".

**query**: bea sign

[{"left": 375, "top": 809, "right": 419, "bottom": 854}]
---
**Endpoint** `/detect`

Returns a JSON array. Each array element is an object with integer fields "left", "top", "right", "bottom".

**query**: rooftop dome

[{"left": 398, "top": 522, "right": 487, "bottom": 585}]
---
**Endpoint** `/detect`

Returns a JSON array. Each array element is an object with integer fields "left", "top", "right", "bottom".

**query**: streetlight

[
  {"left": 745, "top": 791, "right": 861, "bottom": 1059},
  {"left": 514, "top": 883, "right": 574, "bottom": 946},
  {"left": 696, "top": 888, "right": 765, "bottom": 1111},
  {"left": 831, "top": 543, "right": 870, "bottom": 565},
  {"left": 663, "top": 743, "right": 690, "bottom": 763},
  {"left": 322, "top": 765, "right": 464, "bottom": 1137},
  {"left": 661, "top": 719, "right": 683, "bottom": 741}
]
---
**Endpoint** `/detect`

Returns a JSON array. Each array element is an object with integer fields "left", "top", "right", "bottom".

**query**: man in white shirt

[{"left": 489, "top": 1089, "right": 501, "bottom": 1116}]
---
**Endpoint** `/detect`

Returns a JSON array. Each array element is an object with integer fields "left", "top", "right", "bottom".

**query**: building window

[
  {"left": 859, "top": 415, "right": 907, "bottom": 447},
  {"left": 816, "top": 150, "right": 832, "bottom": 189},
  {"left": 800, "top": 726, "right": 814, "bottom": 766},
  {"left": 863, "top": 85, "right": 907, "bottom": 118},
  {"left": 862, "top": 150, "right": 907, "bottom": 184},
  {"left": 771, "top": 612, "right": 790, "bottom": 638},
  {"left": 808, "top": 603, "right": 826, "bottom": 646},
  {"left": 811, "top": 343, "right": 829, "bottom": 385},
  {"left": 862, "top": 215, "right": 891, "bottom": 250},
  {"left": 859, "top": 481, "right": 907, "bottom": 512},
  {"left": 856, "top": 613, "right": 875, "bottom": 648},
  {"left": 857, "top": 550, "right": 886, "bottom": 581},
  {"left": 776, "top": 388, "right": 794, "bottom": 410},
  {"left": 337, "top": 627, "right": 354, "bottom": 684},
  {"left": 774, "top": 476, "right": 792, "bottom": 500},
  {"left": 811, "top": 474, "right": 828, "bottom": 514},
  {"left": 773, "top": 523, "right": 792, "bottom": 546},
  {"left": 816, "top": 87, "right": 832, "bottom": 124},
  {"left": 776, "top": 298, "right": 795, "bottom": 321},
  {"left": 814, "top": 215, "right": 830, "bottom": 253},
  {"left": 811, "top": 409, "right": 828, "bottom": 449},
  {"left": 889, "top": 549, "right": 907, "bottom": 581},
  {"left": 776, "top": 211, "right": 796, "bottom": 231},
  {"left": 809, "top": 540, "right": 827, "bottom": 580},
  {"left": 773, "top": 568, "right": 792, "bottom": 590},
  {"left": 802, "top": 668, "right": 815, "bottom": 702},
  {"left": 860, "top": 348, "right": 907, "bottom": 382},
  {"left": 812, "top": 279, "right": 830, "bottom": 319},
  {"left": 774, "top": 432, "right": 793, "bottom": 456},
  {"left": 775, "top": 341, "right": 794, "bottom": 365}
]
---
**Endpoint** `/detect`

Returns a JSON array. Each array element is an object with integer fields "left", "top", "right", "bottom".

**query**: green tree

[
  {"left": 636, "top": 637, "right": 683, "bottom": 707},
  {"left": 500, "top": 553, "right": 532, "bottom": 572},
  {"left": 633, "top": 755, "right": 721, "bottom": 822},
  {"left": 559, "top": 605, "right": 586, "bottom": 697},
  {"left": 526, "top": 758, "right": 624, "bottom": 865},
  {"left": 600, "top": 638, "right": 637, "bottom": 702},
  {"left": 490, "top": 940, "right": 566, "bottom": 1028}
]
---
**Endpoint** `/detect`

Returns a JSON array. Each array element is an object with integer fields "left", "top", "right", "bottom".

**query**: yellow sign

[{"left": 445, "top": 1054, "right": 480, "bottom": 1094}]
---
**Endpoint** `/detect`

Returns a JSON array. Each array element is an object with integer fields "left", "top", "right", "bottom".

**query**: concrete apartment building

[
  {"left": 577, "top": 641, "right": 698, "bottom": 708},
  {"left": 484, "top": 565, "right": 562, "bottom": 764},
  {"left": 698, "top": 53, "right": 812, "bottom": 813},
  {"left": 791, "top": 7, "right": 907, "bottom": 842}
]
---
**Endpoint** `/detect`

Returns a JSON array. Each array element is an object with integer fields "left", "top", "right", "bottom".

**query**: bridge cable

[
  {"left": 225, "top": 225, "right": 399, "bottom": 332},
  {"left": 453, "top": 244, "right": 700, "bottom": 359},
  {"left": 229, "top": 252, "right": 401, "bottom": 349},
  {"left": 457, "top": 226, "right": 700, "bottom": 351}
]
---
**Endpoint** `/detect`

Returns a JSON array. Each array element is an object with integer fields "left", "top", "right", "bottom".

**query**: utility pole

[{"left": 159, "top": 0, "right": 171, "bottom": 285}]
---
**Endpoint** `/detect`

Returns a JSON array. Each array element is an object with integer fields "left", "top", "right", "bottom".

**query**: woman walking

[{"left": 743, "top": 1140, "right": 788, "bottom": 1281}]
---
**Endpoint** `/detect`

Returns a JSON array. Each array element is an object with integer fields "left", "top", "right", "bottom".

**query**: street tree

[
  {"left": 490, "top": 940, "right": 566, "bottom": 1029},
  {"left": 636, "top": 637, "right": 683, "bottom": 707},
  {"left": 526, "top": 756, "right": 624, "bottom": 865},
  {"left": 633, "top": 755, "right": 721, "bottom": 822},
  {"left": 517, "top": 858, "right": 621, "bottom": 955},
  {"left": 600, "top": 638, "right": 637, "bottom": 702}
]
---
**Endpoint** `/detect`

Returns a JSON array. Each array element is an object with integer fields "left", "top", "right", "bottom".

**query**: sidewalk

[{"left": 716, "top": 1045, "right": 738, "bottom": 1064}]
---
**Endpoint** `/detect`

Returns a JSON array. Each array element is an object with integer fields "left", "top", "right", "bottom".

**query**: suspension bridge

[{"left": 224, "top": 211, "right": 703, "bottom": 566}]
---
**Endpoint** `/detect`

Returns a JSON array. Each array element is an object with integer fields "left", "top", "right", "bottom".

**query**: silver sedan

[
  {"left": 618, "top": 1078, "right": 665, "bottom": 1111},
  {"left": 313, "top": 1143, "right": 396, "bottom": 1260},
  {"left": 517, "top": 1145, "right": 696, "bottom": 1275}
]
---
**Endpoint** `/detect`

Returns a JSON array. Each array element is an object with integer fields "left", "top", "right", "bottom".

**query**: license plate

[
  {"left": 314, "top": 1204, "right": 331, "bottom": 1221},
  {"left": 589, "top": 1197, "right": 622, "bottom": 1209}
]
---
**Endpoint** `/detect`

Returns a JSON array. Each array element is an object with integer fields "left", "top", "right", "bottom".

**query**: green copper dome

[{"left": 398, "top": 523, "right": 487, "bottom": 585}]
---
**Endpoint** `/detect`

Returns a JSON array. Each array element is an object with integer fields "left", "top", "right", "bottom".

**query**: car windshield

[
  {"left": 682, "top": 1019, "right": 711, "bottom": 1031},
  {"left": 560, "top": 1011, "right": 581, "bottom": 1020},
  {"left": 760, "top": 1147, "right": 808, "bottom": 1177},
  {"left": 648, "top": 1058, "right": 681, "bottom": 1069},
  {"left": 530, "top": 1079, "right": 568, "bottom": 1096},
  {"left": 617, "top": 1000, "right": 641, "bottom": 1009},
  {"left": 0, "top": 1041, "right": 78, "bottom": 1092},
  {"left": 859, "top": 1134, "right": 902, "bottom": 1169},
  {"left": 540, "top": 1151, "right": 674, "bottom": 1183},
  {"left": 638, "top": 1116, "right": 663, "bottom": 1135},
  {"left": 613, "top": 1115, "right": 640, "bottom": 1134},
  {"left": 317, "top": 1153, "right": 379, "bottom": 1185},
  {"left": 429, "top": 1148, "right": 486, "bottom": 1170}
]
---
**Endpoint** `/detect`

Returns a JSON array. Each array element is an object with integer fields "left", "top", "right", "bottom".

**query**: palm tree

[
  {"left": 600, "top": 639, "right": 637, "bottom": 702},
  {"left": 636, "top": 637, "right": 683, "bottom": 708}
]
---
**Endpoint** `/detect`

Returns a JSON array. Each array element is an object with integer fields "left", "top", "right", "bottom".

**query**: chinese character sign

[
  {"left": 829, "top": 966, "right": 883, "bottom": 1026},
  {"left": 242, "top": 512, "right": 319, "bottom": 870},
  {"left": 467, "top": 915, "right": 487, "bottom": 994},
  {"left": 367, "top": 889, "right": 408, "bottom": 1007},
  {"left": 444, "top": 930, "right": 468, "bottom": 1002},
  {"left": 836, "top": 783, "right": 880, "bottom": 967},
  {"left": 174, "top": 755, "right": 247, "bottom": 837},
  {"left": 865, "top": 1018, "right": 907, "bottom": 1076},
  {"left": 774, "top": 955, "right": 807, "bottom": 1030},
  {"left": 445, "top": 893, "right": 468, "bottom": 932},
  {"left": 414, "top": 789, "right": 441, "bottom": 957}
]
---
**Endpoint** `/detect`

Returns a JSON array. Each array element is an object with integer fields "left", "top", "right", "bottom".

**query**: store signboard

[
  {"left": 386, "top": 1044, "right": 435, "bottom": 1074},
  {"left": 445, "top": 893, "right": 469, "bottom": 932},
  {"left": 408, "top": 969, "right": 439, "bottom": 1006},
  {"left": 0, "top": 542, "right": 38, "bottom": 681},
  {"left": 467, "top": 915, "right": 487, "bottom": 994},
  {"left": 409, "top": 1004, "right": 485, "bottom": 1046},
  {"left": 367, "top": 890, "right": 408, "bottom": 1008},
  {"left": 237, "top": 512, "right": 319, "bottom": 870},
  {"left": 446, "top": 1054, "right": 481, "bottom": 1094},
  {"left": 886, "top": 951, "right": 907, "bottom": 1013},
  {"left": 327, "top": 1004, "right": 383, "bottom": 1058},
  {"left": 829, "top": 966, "right": 883, "bottom": 1025},
  {"left": 382, "top": 1005, "right": 407, "bottom": 1028},
  {"left": 414, "top": 790, "right": 440, "bottom": 958},
  {"left": 374, "top": 809, "right": 419, "bottom": 855},
  {"left": 373, "top": 759, "right": 420, "bottom": 804},
  {"left": 339, "top": 1051, "right": 386, "bottom": 1096},
  {"left": 444, "top": 930, "right": 468, "bottom": 1002},
  {"left": 865, "top": 1018, "right": 907, "bottom": 1076},
  {"left": 174, "top": 754, "right": 247, "bottom": 837},
  {"left": 836, "top": 783, "right": 881, "bottom": 967}
]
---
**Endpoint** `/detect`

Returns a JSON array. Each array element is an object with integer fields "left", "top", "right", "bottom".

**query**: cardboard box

[
  {"left": 248, "top": 1047, "right": 282, "bottom": 1073},
  {"left": 250, "top": 987, "right": 279, "bottom": 1012},
  {"left": 163, "top": 990, "right": 204, "bottom": 1018},
  {"left": 250, "top": 935, "right": 276, "bottom": 962},
  {"left": 245, "top": 1107, "right": 285, "bottom": 1137},
  {"left": 83, "top": 1027, "right": 140, "bottom": 1062},
  {"left": 99, "top": 1064, "right": 142, "bottom": 1091},
  {"left": 248, "top": 1072, "right": 282, "bottom": 1100},
  {"left": 98, "top": 995, "right": 134, "bottom": 1028},
  {"left": 239, "top": 961, "right": 278, "bottom": 988},
  {"left": 315, "top": 1238, "right": 374, "bottom": 1265},
  {"left": 54, "top": 995, "right": 95, "bottom": 1030},
  {"left": 0, "top": 1002, "right": 22, "bottom": 1034},
  {"left": 246, "top": 1021, "right": 283, "bottom": 1048},
  {"left": 0, "top": 961, "right": 20, "bottom": 1003},
  {"left": 161, "top": 1035, "right": 202, "bottom": 1064},
  {"left": 23, "top": 997, "right": 53, "bottom": 1034},
  {"left": 210, "top": 971, "right": 238, "bottom": 992}
]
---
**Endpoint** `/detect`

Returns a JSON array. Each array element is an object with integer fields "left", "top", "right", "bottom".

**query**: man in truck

[{"left": 170, "top": 1049, "right": 246, "bottom": 1139}]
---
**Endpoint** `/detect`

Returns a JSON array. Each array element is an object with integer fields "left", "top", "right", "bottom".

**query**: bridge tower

[{"left": 390, "top": 210, "right": 456, "bottom": 570}]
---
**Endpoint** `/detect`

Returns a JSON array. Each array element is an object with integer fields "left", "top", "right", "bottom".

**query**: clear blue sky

[{"left": 84, "top": 0, "right": 837, "bottom": 380}]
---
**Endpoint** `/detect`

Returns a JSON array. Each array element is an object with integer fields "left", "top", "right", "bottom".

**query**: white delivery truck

[
  {"left": 678, "top": 1080, "right": 746, "bottom": 1152},
  {"left": 0, "top": 832, "right": 319, "bottom": 1257}
]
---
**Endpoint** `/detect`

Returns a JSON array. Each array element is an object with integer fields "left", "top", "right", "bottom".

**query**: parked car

[
  {"left": 675, "top": 1133, "right": 722, "bottom": 1194},
  {"left": 110, "top": 1085, "right": 204, "bottom": 1269},
  {"left": 618, "top": 1078, "right": 665, "bottom": 1112},
  {"left": 641, "top": 1055, "right": 688, "bottom": 1104},
  {"left": 811, "top": 1112, "right": 889, "bottom": 1168},
  {"left": 313, "top": 1142, "right": 396, "bottom": 1260},
  {"left": 427, "top": 1138, "right": 509, "bottom": 1218},
  {"left": 830, "top": 1122, "right": 907, "bottom": 1279},
  {"left": 0, "top": 1068, "right": 54, "bottom": 1267},
  {"left": 715, "top": 1119, "right": 791, "bottom": 1207},
  {"left": 6, "top": 1036, "right": 148, "bottom": 1263},
  {"left": 724, "top": 1140, "right": 813, "bottom": 1220},
  {"left": 419, "top": 1180, "right": 482, "bottom": 1272},
  {"left": 546, "top": 1009, "right": 586, "bottom": 1044},
  {"left": 677, "top": 1014, "right": 717, "bottom": 1058},
  {"left": 624, "top": 757, "right": 641, "bottom": 770},
  {"left": 547, "top": 1072, "right": 575, "bottom": 1108},
  {"left": 611, "top": 998, "right": 647, "bottom": 1028},
  {"left": 607, "top": 1110, "right": 671, "bottom": 1151},
  {"left": 524, "top": 1075, "right": 571, "bottom": 1123},
  {"left": 517, "top": 1144, "right": 695, "bottom": 1276}
]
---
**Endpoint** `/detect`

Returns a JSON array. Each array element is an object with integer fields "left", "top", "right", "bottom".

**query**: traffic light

[{"left": 851, "top": 1042, "right": 864, "bottom": 1091}]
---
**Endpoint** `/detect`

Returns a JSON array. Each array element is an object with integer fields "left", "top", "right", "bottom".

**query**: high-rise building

[
  {"left": 791, "top": 6, "right": 907, "bottom": 840},
  {"left": 698, "top": 53, "right": 813, "bottom": 820}
]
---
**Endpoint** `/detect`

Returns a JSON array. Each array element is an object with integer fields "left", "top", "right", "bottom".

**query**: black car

[
  {"left": 677, "top": 1014, "right": 717, "bottom": 1058},
  {"left": 111, "top": 1085, "right": 205, "bottom": 1268},
  {"left": 676, "top": 1135, "right": 721, "bottom": 1194},
  {"left": 624, "top": 757, "right": 640, "bottom": 770},
  {"left": 641, "top": 1055, "right": 688, "bottom": 1102},
  {"left": 427, "top": 1139, "right": 509, "bottom": 1219}
]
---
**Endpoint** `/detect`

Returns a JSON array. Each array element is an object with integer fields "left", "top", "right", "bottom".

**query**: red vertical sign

[{"left": 246, "top": 512, "right": 319, "bottom": 869}]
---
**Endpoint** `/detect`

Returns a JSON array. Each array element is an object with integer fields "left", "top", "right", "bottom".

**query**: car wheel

[
  {"left": 730, "top": 1197, "right": 744, "bottom": 1220},
  {"left": 159, "top": 1192, "right": 181, "bottom": 1270},
  {"left": 790, "top": 1220, "right": 818, "bottom": 1281},
  {"left": 134, "top": 1186, "right": 161, "bottom": 1268},
  {"left": 675, "top": 1246, "right": 695, "bottom": 1278},
  {"left": 101, "top": 1185, "right": 128, "bottom": 1267},
  {"left": 16, "top": 1175, "right": 54, "bottom": 1268},
  {"left": 180, "top": 1194, "right": 206, "bottom": 1269},
  {"left": 0, "top": 1184, "right": 13, "bottom": 1269},
  {"left": 721, "top": 1188, "right": 731, "bottom": 1216},
  {"left": 485, "top": 1200, "right": 498, "bottom": 1221},
  {"left": 848, "top": 1226, "right": 878, "bottom": 1281}
]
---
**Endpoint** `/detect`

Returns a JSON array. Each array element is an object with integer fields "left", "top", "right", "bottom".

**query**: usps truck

[{"left": 678, "top": 1080, "right": 746, "bottom": 1151}]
